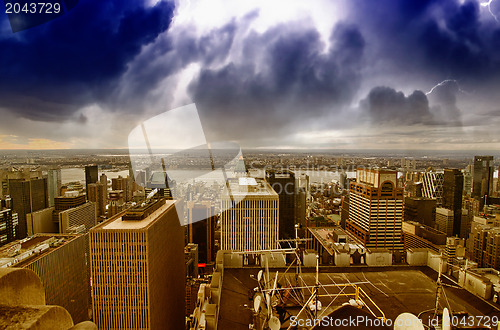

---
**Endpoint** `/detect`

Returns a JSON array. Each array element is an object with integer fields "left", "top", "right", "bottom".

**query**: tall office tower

[
  {"left": 54, "top": 191, "right": 86, "bottom": 211},
  {"left": 58, "top": 202, "right": 96, "bottom": 233},
  {"left": 463, "top": 166, "right": 473, "bottom": 195},
  {"left": 99, "top": 173, "right": 107, "bottom": 188},
  {"left": 462, "top": 195, "right": 480, "bottom": 239},
  {"left": 466, "top": 215, "right": 500, "bottom": 270},
  {"left": 497, "top": 166, "right": 500, "bottom": 195},
  {"left": 87, "top": 183, "right": 107, "bottom": 217},
  {"left": 47, "top": 169, "right": 61, "bottom": 207},
  {"left": 345, "top": 169, "right": 404, "bottom": 255},
  {"left": 442, "top": 169, "right": 464, "bottom": 237},
  {"left": 0, "top": 234, "right": 90, "bottom": 323},
  {"left": 0, "top": 198, "right": 17, "bottom": 246},
  {"left": 108, "top": 190, "right": 125, "bottom": 217},
  {"left": 422, "top": 171, "right": 444, "bottom": 206},
  {"left": 296, "top": 173, "right": 309, "bottom": 227},
  {"left": 112, "top": 175, "right": 133, "bottom": 202},
  {"left": 9, "top": 177, "right": 48, "bottom": 239},
  {"left": 266, "top": 170, "right": 295, "bottom": 241},
  {"left": 403, "top": 197, "right": 437, "bottom": 228},
  {"left": 90, "top": 198, "right": 185, "bottom": 329},
  {"left": 340, "top": 195, "right": 349, "bottom": 229},
  {"left": 187, "top": 201, "right": 215, "bottom": 264},
  {"left": 472, "top": 156, "right": 494, "bottom": 203},
  {"left": 221, "top": 178, "right": 279, "bottom": 251},
  {"left": 53, "top": 191, "right": 86, "bottom": 222},
  {"left": 84, "top": 165, "right": 98, "bottom": 199},
  {"left": 435, "top": 208, "right": 454, "bottom": 237},
  {"left": 0, "top": 168, "right": 43, "bottom": 196}
]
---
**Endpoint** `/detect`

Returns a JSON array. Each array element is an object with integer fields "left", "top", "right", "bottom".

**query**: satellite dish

[
  {"left": 394, "top": 313, "right": 424, "bottom": 330},
  {"left": 442, "top": 308, "right": 451, "bottom": 330},
  {"left": 6, "top": 243, "right": 21, "bottom": 257},
  {"left": 268, "top": 316, "right": 281, "bottom": 330},
  {"left": 254, "top": 295, "right": 262, "bottom": 313},
  {"left": 257, "top": 270, "right": 263, "bottom": 283},
  {"left": 308, "top": 299, "right": 322, "bottom": 311}
]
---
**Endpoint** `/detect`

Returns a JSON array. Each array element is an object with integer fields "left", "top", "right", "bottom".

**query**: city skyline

[{"left": 0, "top": 0, "right": 500, "bottom": 150}]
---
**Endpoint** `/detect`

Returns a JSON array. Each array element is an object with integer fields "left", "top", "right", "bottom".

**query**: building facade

[
  {"left": 403, "top": 197, "right": 436, "bottom": 228},
  {"left": 422, "top": 171, "right": 444, "bottom": 206},
  {"left": 9, "top": 178, "right": 48, "bottom": 239},
  {"left": 472, "top": 156, "right": 494, "bottom": 200},
  {"left": 0, "top": 234, "right": 90, "bottom": 323},
  {"left": 84, "top": 165, "right": 98, "bottom": 199},
  {"left": 266, "top": 170, "right": 295, "bottom": 241},
  {"left": 442, "top": 168, "right": 464, "bottom": 237},
  {"left": 221, "top": 178, "right": 279, "bottom": 251},
  {"left": 345, "top": 169, "right": 404, "bottom": 255},
  {"left": 187, "top": 201, "right": 216, "bottom": 264},
  {"left": 90, "top": 198, "right": 185, "bottom": 329},
  {"left": 87, "top": 183, "right": 107, "bottom": 218},
  {"left": 0, "top": 198, "right": 17, "bottom": 246}
]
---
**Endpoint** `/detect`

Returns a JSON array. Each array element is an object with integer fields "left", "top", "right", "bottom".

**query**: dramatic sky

[{"left": 1, "top": 0, "right": 500, "bottom": 150}]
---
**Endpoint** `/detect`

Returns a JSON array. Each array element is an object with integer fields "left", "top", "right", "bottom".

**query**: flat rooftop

[
  {"left": 0, "top": 234, "right": 79, "bottom": 268},
  {"left": 222, "top": 177, "right": 278, "bottom": 197},
  {"left": 218, "top": 267, "right": 500, "bottom": 330},
  {"left": 96, "top": 199, "right": 176, "bottom": 230}
]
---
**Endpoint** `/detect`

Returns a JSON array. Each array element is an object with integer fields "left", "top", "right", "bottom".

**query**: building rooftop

[
  {"left": 218, "top": 267, "right": 500, "bottom": 330},
  {"left": 94, "top": 199, "right": 177, "bottom": 230},
  {"left": 222, "top": 177, "right": 278, "bottom": 197},
  {"left": 0, "top": 234, "right": 79, "bottom": 268}
]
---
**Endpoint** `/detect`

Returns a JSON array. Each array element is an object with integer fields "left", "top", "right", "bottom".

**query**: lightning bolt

[
  {"left": 425, "top": 79, "right": 469, "bottom": 96},
  {"left": 481, "top": 0, "right": 499, "bottom": 22}
]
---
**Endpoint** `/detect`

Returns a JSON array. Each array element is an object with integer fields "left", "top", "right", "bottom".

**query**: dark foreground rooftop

[{"left": 219, "top": 267, "right": 500, "bottom": 329}]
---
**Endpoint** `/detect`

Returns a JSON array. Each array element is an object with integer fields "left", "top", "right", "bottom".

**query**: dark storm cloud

[
  {"left": 116, "top": 18, "right": 241, "bottom": 108},
  {"left": 188, "top": 23, "right": 365, "bottom": 140},
  {"left": 427, "top": 80, "right": 463, "bottom": 126},
  {"left": 360, "top": 87, "right": 433, "bottom": 125},
  {"left": 0, "top": 0, "right": 174, "bottom": 121},
  {"left": 347, "top": 0, "right": 500, "bottom": 84}
]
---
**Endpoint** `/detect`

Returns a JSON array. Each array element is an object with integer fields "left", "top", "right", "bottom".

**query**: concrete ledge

[
  {"left": 0, "top": 304, "right": 73, "bottom": 329},
  {"left": 69, "top": 321, "right": 98, "bottom": 330},
  {"left": 0, "top": 268, "right": 45, "bottom": 306}
]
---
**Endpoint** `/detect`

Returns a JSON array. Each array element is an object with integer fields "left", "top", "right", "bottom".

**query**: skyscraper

[
  {"left": 58, "top": 202, "right": 96, "bottom": 233},
  {"left": 422, "top": 171, "right": 444, "bottom": 206},
  {"left": 442, "top": 168, "right": 464, "bottom": 237},
  {"left": 9, "top": 178, "right": 48, "bottom": 239},
  {"left": 87, "top": 183, "right": 107, "bottom": 217},
  {"left": 266, "top": 170, "right": 295, "bottom": 241},
  {"left": 435, "top": 207, "right": 454, "bottom": 237},
  {"left": 472, "top": 156, "right": 494, "bottom": 205},
  {"left": 403, "top": 197, "right": 437, "bottom": 228},
  {"left": 0, "top": 234, "right": 90, "bottom": 323},
  {"left": 345, "top": 168, "right": 404, "bottom": 255},
  {"left": 52, "top": 192, "right": 86, "bottom": 232},
  {"left": 90, "top": 198, "right": 185, "bottom": 329},
  {"left": 47, "top": 169, "right": 61, "bottom": 207},
  {"left": 112, "top": 175, "right": 133, "bottom": 202},
  {"left": 84, "top": 165, "right": 98, "bottom": 199},
  {"left": 0, "top": 197, "right": 17, "bottom": 246},
  {"left": 221, "top": 177, "right": 279, "bottom": 251},
  {"left": 187, "top": 201, "right": 215, "bottom": 264}
]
